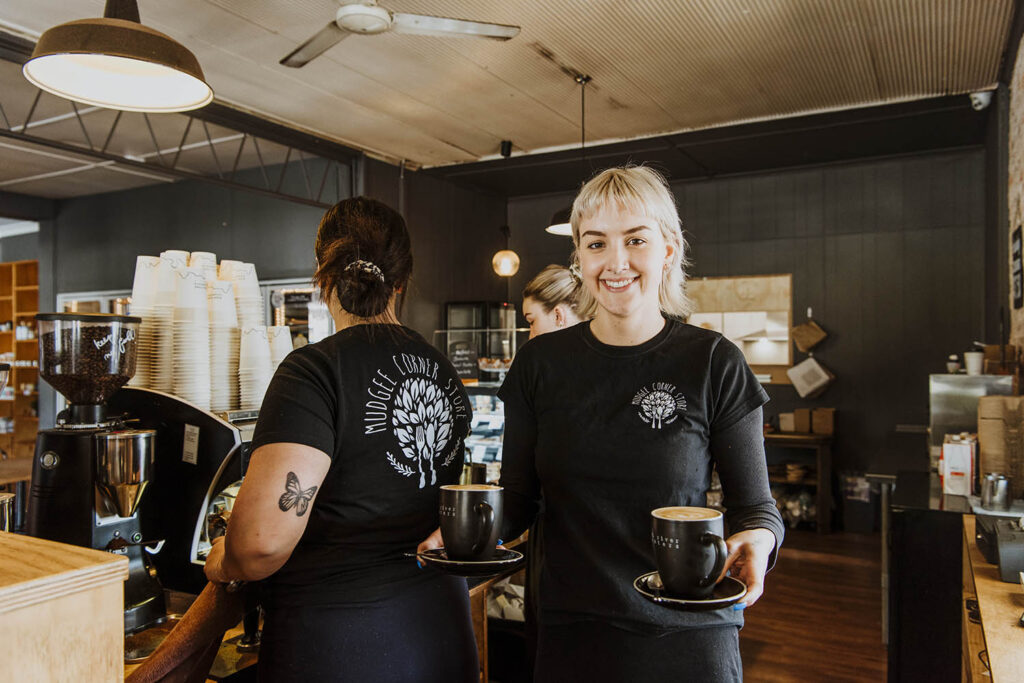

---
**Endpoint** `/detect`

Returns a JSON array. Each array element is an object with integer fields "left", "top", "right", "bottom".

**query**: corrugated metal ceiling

[{"left": 0, "top": 0, "right": 1015, "bottom": 179}]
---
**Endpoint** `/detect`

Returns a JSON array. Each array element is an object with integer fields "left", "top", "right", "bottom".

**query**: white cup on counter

[
  {"left": 130, "top": 255, "right": 161, "bottom": 310},
  {"left": 239, "top": 326, "right": 271, "bottom": 367},
  {"left": 218, "top": 259, "right": 245, "bottom": 281},
  {"left": 964, "top": 351, "right": 984, "bottom": 376},
  {"left": 268, "top": 326, "right": 294, "bottom": 364},
  {"left": 207, "top": 280, "right": 238, "bottom": 327},
  {"left": 160, "top": 249, "right": 190, "bottom": 271},
  {"left": 173, "top": 267, "right": 210, "bottom": 316}
]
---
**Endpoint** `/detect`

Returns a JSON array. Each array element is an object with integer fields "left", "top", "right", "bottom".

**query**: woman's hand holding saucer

[{"left": 719, "top": 528, "right": 775, "bottom": 609}]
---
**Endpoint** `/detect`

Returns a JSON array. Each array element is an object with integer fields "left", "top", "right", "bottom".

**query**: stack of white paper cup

[
  {"left": 128, "top": 255, "right": 161, "bottom": 387},
  {"left": 161, "top": 249, "right": 190, "bottom": 272},
  {"left": 172, "top": 266, "right": 211, "bottom": 409},
  {"left": 147, "top": 254, "right": 182, "bottom": 393},
  {"left": 239, "top": 326, "right": 273, "bottom": 409},
  {"left": 268, "top": 326, "right": 293, "bottom": 370},
  {"left": 208, "top": 280, "right": 239, "bottom": 412},
  {"left": 220, "top": 261, "right": 264, "bottom": 328},
  {"left": 189, "top": 251, "right": 218, "bottom": 282}
]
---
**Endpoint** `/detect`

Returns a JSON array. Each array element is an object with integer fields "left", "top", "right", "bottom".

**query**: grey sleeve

[{"left": 711, "top": 405, "right": 785, "bottom": 570}]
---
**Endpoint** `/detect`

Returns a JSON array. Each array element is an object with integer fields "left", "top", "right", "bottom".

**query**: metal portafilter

[{"left": 95, "top": 429, "right": 156, "bottom": 518}]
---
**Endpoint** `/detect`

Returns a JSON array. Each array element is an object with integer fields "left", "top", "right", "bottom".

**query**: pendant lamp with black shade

[
  {"left": 23, "top": 0, "right": 213, "bottom": 113},
  {"left": 545, "top": 74, "right": 591, "bottom": 237}
]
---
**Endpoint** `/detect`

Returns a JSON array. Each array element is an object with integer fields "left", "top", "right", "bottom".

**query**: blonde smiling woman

[{"left": 496, "top": 166, "right": 785, "bottom": 682}]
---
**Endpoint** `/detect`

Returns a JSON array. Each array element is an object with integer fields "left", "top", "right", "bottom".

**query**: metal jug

[{"left": 981, "top": 472, "right": 1011, "bottom": 511}]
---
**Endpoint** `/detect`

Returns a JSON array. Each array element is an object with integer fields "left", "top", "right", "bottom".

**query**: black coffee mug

[
  {"left": 439, "top": 484, "right": 503, "bottom": 561},
  {"left": 651, "top": 506, "right": 729, "bottom": 599}
]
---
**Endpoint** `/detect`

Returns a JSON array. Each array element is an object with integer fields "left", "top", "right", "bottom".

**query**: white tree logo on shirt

[
  {"left": 391, "top": 377, "right": 454, "bottom": 488},
  {"left": 631, "top": 382, "right": 687, "bottom": 429}
]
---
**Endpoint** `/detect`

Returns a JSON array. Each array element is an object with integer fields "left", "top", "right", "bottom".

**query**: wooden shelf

[
  {"left": 2, "top": 260, "right": 38, "bottom": 450},
  {"left": 769, "top": 474, "right": 818, "bottom": 486},
  {"left": 764, "top": 432, "right": 833, "bottom": 533}
]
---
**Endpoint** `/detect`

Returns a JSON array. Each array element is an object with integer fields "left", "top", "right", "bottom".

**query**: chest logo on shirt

[
  {"left": 631, "top": 382, "right": 686, "bottom": 429},
  {"left": 363, "top": 353, "right": 467, "bottom": 488}
]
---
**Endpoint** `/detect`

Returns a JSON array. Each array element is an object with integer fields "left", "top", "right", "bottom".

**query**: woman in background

[{"left": 521, "top": 264, "right": 587, "bottom": 339}]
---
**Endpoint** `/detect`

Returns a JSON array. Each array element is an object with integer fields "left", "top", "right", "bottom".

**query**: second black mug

[
  {"left": 439, "top": 484, "right": 503, "bottom": 561},
  {"left": 651, "top": 506, "right": 729, "bottom": 599}
]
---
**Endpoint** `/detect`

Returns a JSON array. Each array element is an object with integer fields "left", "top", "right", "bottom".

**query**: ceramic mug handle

[
  {"left": 698, "top": 532, "right": 729, "bottom": 588},
  {"left": 472, "top": 502, "right": 494, "bottom": 556}
]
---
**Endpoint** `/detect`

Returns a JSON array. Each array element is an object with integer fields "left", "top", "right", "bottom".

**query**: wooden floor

[{"left": 741, "top": 528, "right": 887, "bottom": 682}]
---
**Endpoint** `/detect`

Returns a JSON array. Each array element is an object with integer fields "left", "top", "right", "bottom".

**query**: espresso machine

[{"left": 27, "top": 312, "right": 166, "bottom": 633}]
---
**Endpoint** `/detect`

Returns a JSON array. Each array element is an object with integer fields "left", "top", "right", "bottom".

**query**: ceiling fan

[{"left": 280, "top": 1, "right": 521, "bottom": 68}]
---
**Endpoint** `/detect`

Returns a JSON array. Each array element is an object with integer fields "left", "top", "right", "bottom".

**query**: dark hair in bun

[{"left": 313, "top": 197, "right": 413, "bottom": 319}]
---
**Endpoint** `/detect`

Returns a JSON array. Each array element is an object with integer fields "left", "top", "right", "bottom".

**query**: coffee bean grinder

[{"left": 27, "top": 312, "right": 166, "bottom": 633}]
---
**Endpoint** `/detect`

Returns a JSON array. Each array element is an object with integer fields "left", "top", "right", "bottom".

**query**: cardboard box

[
  {"left": 791, "top": 320, "right": 827, "bottom": 353},
  {"left": 983, "top": 358, "right": 1019, "bottom": 376},
  {"left": 976, "top": 395, "right": 1024, "bottom": 499},
  {"left": 812, "top": 407, "right": 836, "bottom": 435},
  {"left": 786, "top": 357, "right": 835, "bottom": 398},
  {"left": 794, "top": 408, "right": 811, "bottom": 433},
  {"left": 983, "top": 344, "right": 1017, "bottom": 362},
  {"left": 778, "top": 413, "right": 795, "bottom": 432}
]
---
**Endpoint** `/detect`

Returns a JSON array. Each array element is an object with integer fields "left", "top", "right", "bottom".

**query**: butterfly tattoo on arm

[{"left": 278, "top": 471, "right": 318, "bottom": 517}]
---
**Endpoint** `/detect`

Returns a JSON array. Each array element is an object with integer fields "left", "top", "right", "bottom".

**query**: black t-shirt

[
  {"left": 252, "top": 324, "right": 471, "bottom": 607},
  {"left": 498, "top": 318, "right": 782, "bottom": 633}
]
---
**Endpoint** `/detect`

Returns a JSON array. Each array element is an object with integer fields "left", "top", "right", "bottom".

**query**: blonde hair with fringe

[{"left": 570, "top": 165, "right": 692, "bottom": 319}]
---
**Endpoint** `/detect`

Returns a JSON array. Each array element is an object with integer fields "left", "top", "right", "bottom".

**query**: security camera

[{"left": 969, "top": 91, "right": 993, "bottom": 111}]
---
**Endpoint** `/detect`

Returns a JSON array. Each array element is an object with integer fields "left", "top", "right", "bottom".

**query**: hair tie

[{"left": 345, "top": 259, "right": 385, "bottom": 283}]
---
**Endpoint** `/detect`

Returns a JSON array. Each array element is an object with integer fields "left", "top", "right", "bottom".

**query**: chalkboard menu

[{"left": 450, "top": 347, "right": 479, "bottom": 381}]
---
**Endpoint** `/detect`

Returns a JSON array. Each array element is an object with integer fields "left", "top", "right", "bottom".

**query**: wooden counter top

[
  {"left": 963, "top": 516, "right": 1024, "bottom": 681},
  {"left": 0, "top": 531, "right": 127, "bottom": 613},
  {"left": 0, "top": 531, "right": 129, "bottom": 681}
]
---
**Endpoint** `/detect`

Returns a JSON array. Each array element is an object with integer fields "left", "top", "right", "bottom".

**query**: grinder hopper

[
  {"left": 36, "top": 313, "right": 152, "bottom": 517},
  {"left": 36, "top": 313, "right": 140, "bottom": 424}
]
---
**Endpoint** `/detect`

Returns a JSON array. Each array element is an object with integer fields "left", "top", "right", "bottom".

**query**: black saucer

[
  {"left": 633, "top": 571, "right": 747, "bottom": 611},
  {"left": 414, "top": 547, "right": 524, "bottom": 577}
]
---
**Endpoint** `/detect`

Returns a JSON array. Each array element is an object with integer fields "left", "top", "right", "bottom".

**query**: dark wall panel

[
  {"left": 0, "top": 232, "right": 39, "bottom": 262},
  {"left": 508, "top": 149, "right": 987, "bottom": 475},
  {"left": 47, "top": 159, "right": 505, "bottom": 344},
  {"left": 52, "top": 179, "right": 322, "bottom": 295}
]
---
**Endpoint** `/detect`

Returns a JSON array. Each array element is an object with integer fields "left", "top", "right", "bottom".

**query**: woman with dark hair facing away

[
  {"left": 204, "top": 197, "right": 478, "bottom": 682},
  {"left": 521, "top": 264, "right": 587, "bottom": 339},
  {"left": 496, "top": 166, "right": 784, "bottom": 681}
]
